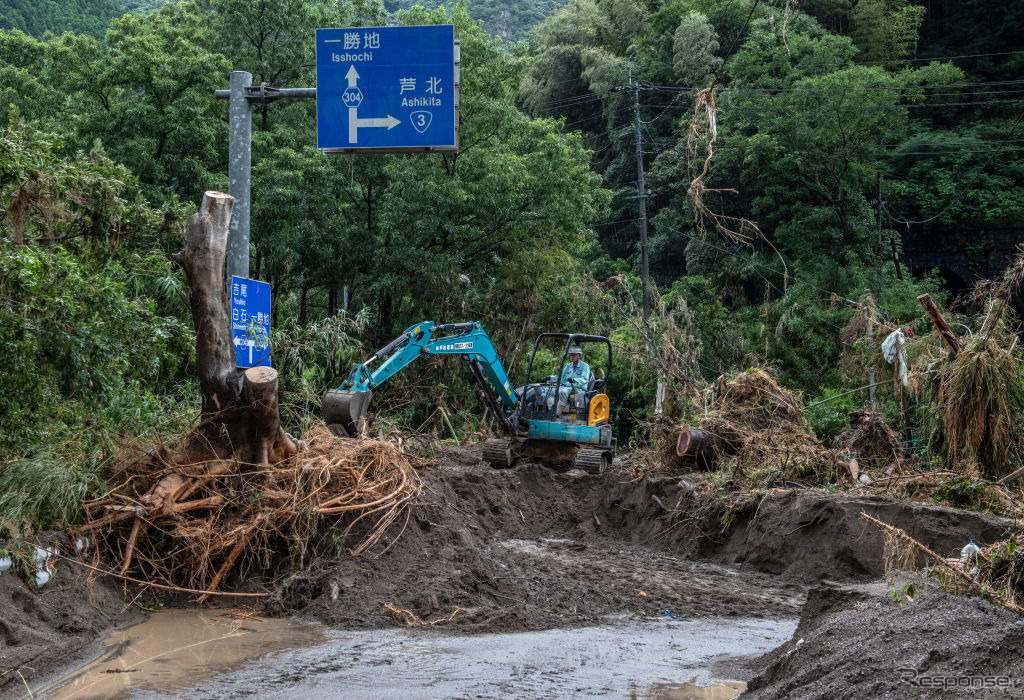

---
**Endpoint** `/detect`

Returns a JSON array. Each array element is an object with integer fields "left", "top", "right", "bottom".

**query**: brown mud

[
  {"left": 278, "top": 444, "right": 1014, "bottom": 632},
  {"left": 0, "top": 534, "right": 144, "bottom": 694},
  {"left": 3, "top": 441, "right": 1021, "bottom": 696}
]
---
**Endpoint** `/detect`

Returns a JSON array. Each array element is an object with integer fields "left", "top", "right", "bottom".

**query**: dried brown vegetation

[
  {"left": 75, "top": 426, "right": 420, "bottom": 599},
  {"left": 670, "top": 368, "right": 846, "bottom": 484}
]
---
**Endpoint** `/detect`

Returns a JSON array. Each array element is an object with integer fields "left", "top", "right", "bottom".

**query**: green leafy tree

[
  {"left": 44, "top": 2, "right": 230, "bottom": 200},
  {"left": 850, "top": 0, "right": 925, "bottom": 65},
  {"left": 0, "top": 0, "right": 122, "bottom": 38}
]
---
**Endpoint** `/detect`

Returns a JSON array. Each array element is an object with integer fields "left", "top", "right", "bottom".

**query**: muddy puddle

[
  {"left": 39, "top": 611, "right": 793, "bottom": 699},
  {"left": 36, "top": 610, "right": 324, "bottom": 699}
]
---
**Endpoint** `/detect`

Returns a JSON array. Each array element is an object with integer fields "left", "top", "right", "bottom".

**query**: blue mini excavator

[{"left": 322, "top": 321, "right": 616, "bottom": 473}]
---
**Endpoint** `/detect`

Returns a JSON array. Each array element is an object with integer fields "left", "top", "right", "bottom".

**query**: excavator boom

[{"left": 323, "top": 321, "right": 516, "bottom": 436}]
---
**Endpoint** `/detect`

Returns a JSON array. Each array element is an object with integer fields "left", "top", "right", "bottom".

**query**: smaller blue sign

[{"left": 231, "top": 276, "right": 271, "bottom": 368}]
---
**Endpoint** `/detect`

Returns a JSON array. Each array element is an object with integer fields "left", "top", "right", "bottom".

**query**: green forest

[
  {"left": 0, "top": 0, "right": 123, "bottom": 36},
  {"left": 1, "top": 0, "right": 1023, "bottom": 534}
]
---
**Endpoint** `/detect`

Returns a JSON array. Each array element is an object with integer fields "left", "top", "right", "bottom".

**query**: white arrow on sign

[{"left": 346, "top": 65, "right": 400, "bottom": 144}]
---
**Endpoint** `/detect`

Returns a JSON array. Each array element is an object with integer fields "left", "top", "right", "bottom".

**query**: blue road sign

[
  {"left": 316, "top": 25, "right": 458, "bottom": 152},
  {"left": 231, "top": 276, "right": 271, "bottom": 368}
]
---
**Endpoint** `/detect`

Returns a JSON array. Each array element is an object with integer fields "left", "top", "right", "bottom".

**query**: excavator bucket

[{"left": 323, "top": 389, "right": 373, "bottom": 436}]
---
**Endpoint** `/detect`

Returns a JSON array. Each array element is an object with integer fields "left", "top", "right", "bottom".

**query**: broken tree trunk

[
  {"left": 917, "top": 293, "right": 960, "bottom": 357},
  {"left": 171, "top": 191, "right": 239, "bottom": 415},
  {"left": 170, "top": 191, "right": 297, "bottom": 467}
]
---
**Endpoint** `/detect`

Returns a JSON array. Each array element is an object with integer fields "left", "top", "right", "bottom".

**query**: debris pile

[
  {"left": 76, "top": 425, "right": 420, "bottom": 598},
  {"left": 931, "top": 326, "right": 1024, "bottom": 479},
  {"left": 673, "top": 368, "right": 843, "bottom": 483},
  {"left": 832, "top": 410, "right": 903, "bottom": 473},
  {"left": 863, "top": 512, "right": 1024, "bottom": 615}
]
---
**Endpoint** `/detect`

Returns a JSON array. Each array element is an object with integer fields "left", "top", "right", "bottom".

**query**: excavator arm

[{"left": 323, "top": 321, "right": 518, "bottom": 435}]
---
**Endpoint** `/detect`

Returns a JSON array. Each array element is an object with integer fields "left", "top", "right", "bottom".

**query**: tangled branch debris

[
  {"left": 861, "top": 512, "right": 1024, "bottom": 615},
  {"left": 75, "top": 426, "right": 420, "bottom": 599},
  {"left": 671, "top": 368, "right": 844, "bottom": 484},
  {"left": 833, "top": 410, "right": 903, "bottom": 473},
  {"left": 925, "top": 284, "right": 1024, "bottom": 479},
  {"left": 686, "top": 88, "right": 787, "bottom": 290},
  {"left": 383, "top": 603, "right": 464, "bottom": 627}
]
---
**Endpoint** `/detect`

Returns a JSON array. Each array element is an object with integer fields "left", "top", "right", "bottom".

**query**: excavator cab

[
  {"left": 482, "top": 333, "right": 616, "bottom": 474},
  {"left": 519, "top": 334, "right": 612, "bottom": 428}
]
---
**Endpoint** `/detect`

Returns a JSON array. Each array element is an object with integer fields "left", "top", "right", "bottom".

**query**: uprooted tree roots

[{"left": 75, "top": 426, "right": 420, "bottom": 600}]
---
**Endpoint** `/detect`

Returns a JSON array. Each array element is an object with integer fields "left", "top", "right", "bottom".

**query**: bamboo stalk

[{"left": 860, "top": 511, "right": 1023, "bottom": 614}]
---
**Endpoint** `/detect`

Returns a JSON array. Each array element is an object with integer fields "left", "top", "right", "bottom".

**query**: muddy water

[
  {"left": 41, "top": 611, "right": 794, "bottom": 699},
  {"left": 38, "top": 611, "right": 324, "bottom": 699},
  {"left": 174, "top": 616, "right": 793, "bottom": 699}
]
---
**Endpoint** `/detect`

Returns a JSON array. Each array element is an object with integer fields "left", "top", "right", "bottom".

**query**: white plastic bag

[{"left": 881, "top": 329, "right": 908, "bottom": 386}]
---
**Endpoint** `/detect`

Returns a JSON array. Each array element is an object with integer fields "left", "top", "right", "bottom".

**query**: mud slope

[
  {"left": 747, "top": 584, "right": 1024, "bottom": 699},
  {"left": 601, "top": 474, "right": 1015, "bottom": 582},
  {"left": 0, "top": 536, "right": 142, "bottom": 694}
]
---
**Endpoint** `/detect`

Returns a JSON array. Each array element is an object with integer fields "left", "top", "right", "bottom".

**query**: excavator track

[
  {"left": 482, "top": 439, "right": 514, "bottom": 469},
  {"left": 574, "top": 448, "right": 610, "bottom": 475}
]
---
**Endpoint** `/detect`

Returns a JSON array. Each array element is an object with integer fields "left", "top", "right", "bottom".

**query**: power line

[
  {"left": 648, "top": 78, "right": 1024, "bottom": 94},
  {"left": 882, "top": 108, "right": 1024, "bottom": 225},
  {"left": 856, "top": 48, "right": 1024, "bottom": 66},
  {"left": 652, "top": 219, "right": 850, "bottom": 333},
  {"left": 638, "top": 98, "right": 1024, "bottom": 112},
  {"left": 877, "top": 147, "right": 1024, "bottom": 156},
  {"left": 880, "top": 138, "right": 1024, "bottom": 147}
]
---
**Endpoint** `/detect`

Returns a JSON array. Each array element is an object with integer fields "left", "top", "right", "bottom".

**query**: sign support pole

[
  {"left": 226, "top": 70, "right": 253, "bottom": 285},
  {"left": 215, "top": 79, "right": 317, "bottom": 286}
]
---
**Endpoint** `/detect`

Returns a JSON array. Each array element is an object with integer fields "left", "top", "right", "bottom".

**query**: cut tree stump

[{"left": 243, "top": 365, "right": 297, "bottom": 465}]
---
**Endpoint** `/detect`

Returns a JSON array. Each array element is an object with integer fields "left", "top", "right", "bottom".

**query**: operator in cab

[
  {"left": 556, "top": 346, "right": 590, "bottom": 414},
  {"left": 561, "top": 346, "right": 590, "bottom": 387}
]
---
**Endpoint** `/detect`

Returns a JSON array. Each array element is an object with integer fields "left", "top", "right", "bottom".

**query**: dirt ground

[
  {"left": 278, "top": 449, "right": 807, "bottom": 631},
  {"left": 0, "top": 534, "right": 143, "bottom": 693},
  {"left": 747, "top": 583, "right": 1024, "bottom": 698},
  {"left": 2, "top": 440, "right": 1022, "bottom": 696}
]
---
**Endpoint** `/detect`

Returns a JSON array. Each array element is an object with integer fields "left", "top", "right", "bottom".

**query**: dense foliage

[
  {"left": 0, "top": 0, "right": 123, "bottom": 37},
  {"left": 521, "top": 0, "right": 1023, "bottom": 394},
  {"left": 383, "top": 0, "right": 566, "bottom": 41}
]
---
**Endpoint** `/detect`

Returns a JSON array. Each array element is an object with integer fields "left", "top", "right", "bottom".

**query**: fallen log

[{"left": 675, "top": 427, "right": 724, "bottom": 469}]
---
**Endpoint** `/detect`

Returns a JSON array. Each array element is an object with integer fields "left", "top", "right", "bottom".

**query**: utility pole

[
  {"left": 225, "top": 71, "right": 252, "bottom": 284},
  {"left": 214, "top": 73, "right": 317, "bottom": 285},
  {"left": 864, "top": 289, "right": 876, "bottom": 413},
  {"left": 629, "top": 71, "right": 665, "bottom": 414},
  {"left": 877, "top": 173, "right": 903, "bottom": 281},
  {"left": 630, "top": 70, "right": 651, "bottom": 323}
]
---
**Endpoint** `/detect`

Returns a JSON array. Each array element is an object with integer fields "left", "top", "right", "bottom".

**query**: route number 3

[{"left": 410, "top": 110, "right": 433, "bottom": 133}]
